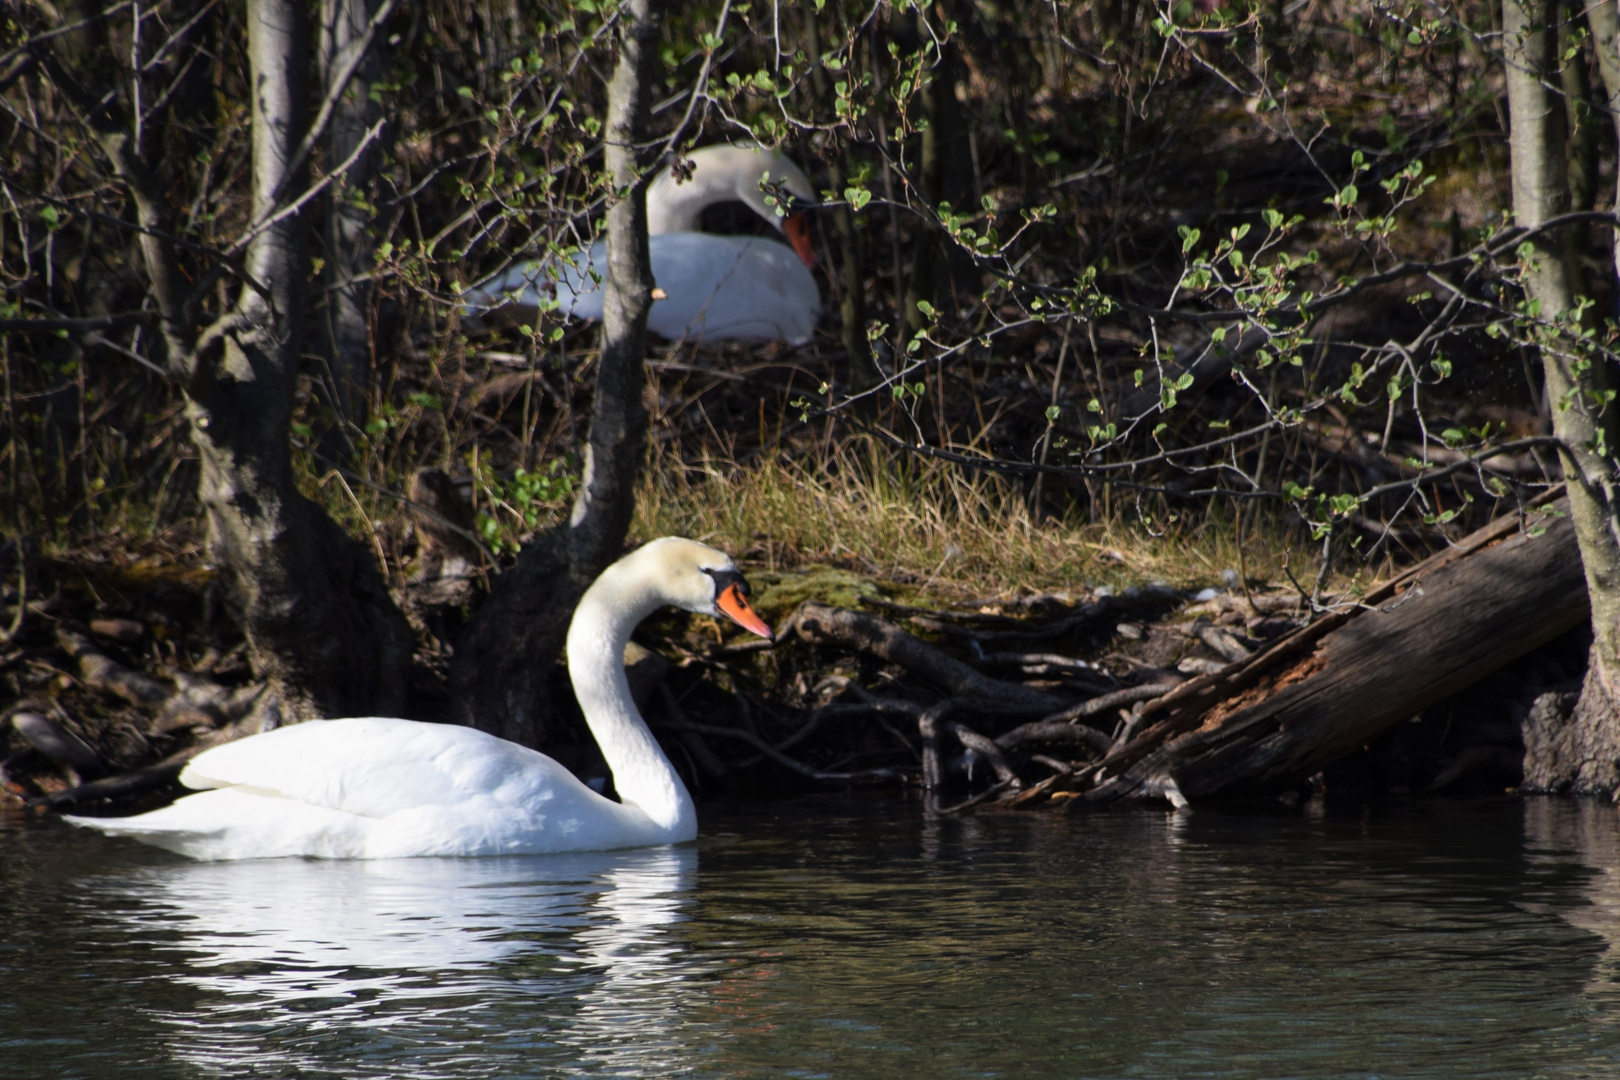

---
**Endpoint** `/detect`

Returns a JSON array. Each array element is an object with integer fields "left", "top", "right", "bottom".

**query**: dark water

[{"left": 4, "top": 794, "right": 1620, "bottom": 1079}]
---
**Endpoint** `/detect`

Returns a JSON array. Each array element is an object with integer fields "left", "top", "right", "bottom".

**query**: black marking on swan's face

[{"left": 701, "top": 566, "right": 751, "bottom": 599}]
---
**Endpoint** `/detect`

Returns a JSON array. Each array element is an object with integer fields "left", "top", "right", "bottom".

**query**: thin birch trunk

[
  {"left": 316, "top": 0, "right": 386, "bottom": 452},
  {"left": 1506, "top": 0, "right": 1620, "bottom": 793},
  {"left": 568, "top": 0, "right": 660, "bottom": 582},
  {"left": 451, "top": 0, "right": 664, "bottom": 747}
]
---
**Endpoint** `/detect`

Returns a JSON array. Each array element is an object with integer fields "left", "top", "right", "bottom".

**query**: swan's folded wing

[
  {"left": 178, "top": 718, "right": 577, "bottom": 819},
  {"left": 461, "top": 243, "right": 606, "bottom": 319},
  {"left": 646, "top": 234, "right": 820, "bottom": 344}
]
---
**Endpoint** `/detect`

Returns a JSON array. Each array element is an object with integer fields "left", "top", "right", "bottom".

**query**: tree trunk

[
  {"left": 1560, "top": 8, "right": 1598, "bottom": 215},
  {"left": 315, "top": 0, "right": 387, "bottom": 452},
  {"left": 184, "top": 0, "right": 411, "bottom": 720},
  {"left": 568, "top": 0, "right": 659, "bottom": 583},
  {"left": 449, "top": 0, "right": 664, "bottom": 747},
  {"left": 1505, "top": 0, "right": 1620, "bottom": 792},
  {"left": 900, "top": 9, "right": 965, "bottom": 335},
  {"left": 36, "top": 0, "right": 413, "bottom": 721}
]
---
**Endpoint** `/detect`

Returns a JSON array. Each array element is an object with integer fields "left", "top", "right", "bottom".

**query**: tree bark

[
  {"left": 1505, "top": 0, "right": 1620, "bottom": 792},
  {"left": 568, "top": 0, "right": 660, "bottom": 583},
  {"left": 184, "top": 0, "right": 411, "bottom": 719},
  {"left": 316, "top": 0, "right": 387, "bottom": 450},
  {"left": 450, "top": 0, "right": 664, "bottom": 747},
  {"left": 33, "top": 0, "right": 412, "bottom": 720}
]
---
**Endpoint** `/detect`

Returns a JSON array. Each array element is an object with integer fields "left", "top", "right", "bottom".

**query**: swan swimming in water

[
  {"left": 66, "top": 538, "right": 774, "bottom": 860},
  {"left": 464, "top": 145, "right": 822, "bottom": 345}
]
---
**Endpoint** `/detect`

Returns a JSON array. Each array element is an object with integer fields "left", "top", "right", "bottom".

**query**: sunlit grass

[
  {"left": 633, "top": 438, "right": 1298, "bottom": 600},
  {"left": 62, "top": 427, "right": 1316, "bottom": 604}
]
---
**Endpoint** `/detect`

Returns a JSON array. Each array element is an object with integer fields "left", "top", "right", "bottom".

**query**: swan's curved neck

[
  {"left": 647, "top": 171, "right": 741, "bottom": 235},
  {"left": 565, "top": 571, "right": 695, "bottom": 837}
]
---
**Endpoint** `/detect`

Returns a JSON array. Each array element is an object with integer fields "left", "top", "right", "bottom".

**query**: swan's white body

[
  {"left": 66, "top": 538, "right": 773, "bottom": 861},
  {"left": 475, "top": 233, "right": 819, "bottom": 345},
  {"left": 464, "top": 145, "right": 821, "bottom": 345}
]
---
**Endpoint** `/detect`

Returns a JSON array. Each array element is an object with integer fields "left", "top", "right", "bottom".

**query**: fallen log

[{"left": 1066, "top": 493, "right": 1587, "bottom": 805}]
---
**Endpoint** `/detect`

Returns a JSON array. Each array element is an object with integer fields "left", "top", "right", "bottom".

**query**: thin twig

[
  {"left": 936, "top": 776, "right": 1015, "bottom": 815},
  {"left": 0, "top": 553, "right": 24, "bottom": 647}
]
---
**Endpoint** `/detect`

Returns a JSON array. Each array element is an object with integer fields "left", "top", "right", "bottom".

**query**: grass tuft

[{"left": 633, "top": 439, "right": 1295, "bottom": 601}]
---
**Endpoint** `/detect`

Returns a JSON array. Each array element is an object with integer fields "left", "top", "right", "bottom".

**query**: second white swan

[{"left": 464, "top": 145, "right": 822, "bottom": 345}]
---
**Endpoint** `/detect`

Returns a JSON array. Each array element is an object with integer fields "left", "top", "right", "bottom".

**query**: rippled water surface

[{"left": 5, "top": 794, "right": 1620, "bottom": 1079}]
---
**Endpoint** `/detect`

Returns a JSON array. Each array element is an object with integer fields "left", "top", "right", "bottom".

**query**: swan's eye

[{"left": 702, "top": 566, "right": 750, "bottom": 598}]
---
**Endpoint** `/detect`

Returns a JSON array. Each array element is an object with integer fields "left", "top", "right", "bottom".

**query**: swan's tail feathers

[
  {"left": 459, "top": 262, "right": 545, "bottom": 320},
  {"left": 459, "top": 249, "right": 603, "bottom": 325},
  {"left": 64, "top": 808, "right": 223, "bottom": 859},
  {"left": 64, "top": 789, "right": 368, "bottom": 861}
]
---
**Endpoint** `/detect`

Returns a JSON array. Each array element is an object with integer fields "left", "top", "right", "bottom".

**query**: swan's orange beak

[
  {"left": 717, "top": 584, "right": 774, "bottom": 640},
  {"left": 783, "top": 213, "right": 816, "bottom": 269}
]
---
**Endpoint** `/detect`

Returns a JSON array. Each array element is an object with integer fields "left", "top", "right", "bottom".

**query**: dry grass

[
  {"left": 633, "top": 439, "right": 1298, "bottom": 600},
  {"left": 41, "top": 426, "right": 1319, "bottom": 607}
]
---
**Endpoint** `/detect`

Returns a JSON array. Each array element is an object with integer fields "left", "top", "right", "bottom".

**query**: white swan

[
  {"left": 66, "top": 538, "right": 774, "bottom": 860},
  {"left": 464, "top": 145, "right": 821, "bottom": 345}
]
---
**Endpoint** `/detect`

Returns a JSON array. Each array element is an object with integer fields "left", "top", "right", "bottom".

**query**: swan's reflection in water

[{"left": 88, "top": 847, "right": 699, "bottom": 1077}]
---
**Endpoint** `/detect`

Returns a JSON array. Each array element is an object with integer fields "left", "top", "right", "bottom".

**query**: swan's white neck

[
  {"left": 565, "top": 565, "right": 696, "bottom": 839},
  {"left": 647, "top": 170, "right": 742, "bottom": 235},
  {"left": 647, "top": 146, "right": 793, "bottom": 236}
]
